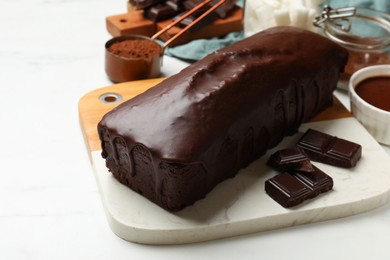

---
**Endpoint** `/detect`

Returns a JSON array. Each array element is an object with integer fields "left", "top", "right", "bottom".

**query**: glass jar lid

[{"left": 314, "top": 6, "right": 390, "bottom": 51}]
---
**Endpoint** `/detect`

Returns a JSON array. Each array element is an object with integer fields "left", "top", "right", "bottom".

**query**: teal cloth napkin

[
  {"left": 327, "top": 0, "right": 390, "bottom": 11},
  {"left": 164, "top": 0, "right": 244, "bottom": 61},
  {"left": 164, "top": 0, "right": 390, "bottom": 62},
  {"left": 164, "top": 31, "right": 244, "bottom": 61}
]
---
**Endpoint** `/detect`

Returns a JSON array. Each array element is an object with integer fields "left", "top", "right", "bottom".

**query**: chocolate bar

[
  {"left": 293, "top": 166, "right": 333, "bottom": 198},
  {"left": 265, "top": 172, "right": 312, "bottom": 208},
  {"left": 212, "top": 0, "right": 237, "bottom": 18},
  {"left": 144, "top": 3, "right": 183, "bottom": 22},
  {"left": 166, "top": 0, "right": 184, "bottom": 11},
  {"left": 266, "top": 146, "right": 333, "bottom": 207},
  {"left": 170, "top": 0, "right": 219, "bottom": 31},
  {"left": 265, "top": 167, "right": 333, "bottom": 208},
  {"left": 183, "top": 0, "right": 209, "bottom": 13},
  {"left": 297, "top": 129, "right": 362, "bottom": 168},
  {"left": 267, "top": 148, "right": 315, "bottom": 173},
  {"left": 184, "top": 0, "right": 237, "bottom": 18},
  {"left": 129, "top": 0, "right": 165, "bottom": 9},
  {"left": 173, "top": 10, "right": 218, "bottom": 31}
]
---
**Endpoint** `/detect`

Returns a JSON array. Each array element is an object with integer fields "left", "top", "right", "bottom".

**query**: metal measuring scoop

[{"left": 105, "top": 0, "right": 228, "bottom": 83}]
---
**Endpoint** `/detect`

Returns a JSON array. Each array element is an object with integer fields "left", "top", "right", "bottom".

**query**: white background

[{"left": 1, "top": 1, "right": 390, "bottom": 259}]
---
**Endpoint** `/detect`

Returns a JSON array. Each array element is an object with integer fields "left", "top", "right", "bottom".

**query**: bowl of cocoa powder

[{"left": 105, "top": 35, "right": 163, "bottom": 83}]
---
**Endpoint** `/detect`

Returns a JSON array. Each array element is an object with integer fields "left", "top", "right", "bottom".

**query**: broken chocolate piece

[
  {"left": 172, "top": 0, "right": 220, "bottom": 31},
  {"left": 183, "top": 0, "right": 237, "bottom": 18},
  {"left": 266, "top": 146, "right": 334, "bottom": 208},
  {"left": 129, "top": 0, "right": 165, "bottom": 9},
  {"left": 267, "top": 147, "right": 315, "bottom": 173},
  {"left": 173, "top": 10, "right": 219, "bottom": 31},
  {"left": 183, "top": 0, "right": 210, "bottom": 13},
  {"left": 293, "top": 166, "right": 333, "bottom": 198},
  {"left": 265, "top": 172, "right": 312, "bottom": 208},
  {"left": 212, "top": 0, "right": 237, "bottom": 18},
  {"left": 265, "top": 167, "right": 333, "bottom": 208},
  {"left": 144, "top": 3, "right": 183, "bottom": 22},
  {"left": 166, "top": 0, "right": 184, "bottom": 11},
  {"left": 297, "top": 129, "right": 362, "bottom": 168}
]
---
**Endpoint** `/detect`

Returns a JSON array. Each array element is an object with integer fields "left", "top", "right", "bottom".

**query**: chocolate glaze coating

[{"left": 98, "top": 26, "right": 348, "bottom": 211}]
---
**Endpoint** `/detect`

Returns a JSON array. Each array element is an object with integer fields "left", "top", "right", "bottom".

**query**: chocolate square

[{"left": 297, "top": 129, "right": 362, "bottom": 168}]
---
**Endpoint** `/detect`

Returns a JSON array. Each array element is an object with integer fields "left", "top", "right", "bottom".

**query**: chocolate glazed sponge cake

[{"left": 98, "top": 26, "right": 348, "bottom": 211}]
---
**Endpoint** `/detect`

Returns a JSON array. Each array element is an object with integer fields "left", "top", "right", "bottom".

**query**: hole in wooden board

[{"left": 99, "top": 93, "right": 123, "bottom": 104}]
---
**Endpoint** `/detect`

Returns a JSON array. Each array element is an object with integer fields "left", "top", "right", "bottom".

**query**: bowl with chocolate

[
  {"left": 349, "top": 64, "right": 390, "bottom": 145},
  {"left": 105, "top": 35, "right": 163, "bottom": 83}
]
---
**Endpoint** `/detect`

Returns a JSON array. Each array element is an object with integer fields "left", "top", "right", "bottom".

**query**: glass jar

[{"left": 315, "top": 6, "right": 390, "bottom": 89}]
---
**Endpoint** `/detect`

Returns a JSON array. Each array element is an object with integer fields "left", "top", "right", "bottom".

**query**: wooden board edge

[{"left": 78, "top": 78, "right": 165, "bottom": 152}]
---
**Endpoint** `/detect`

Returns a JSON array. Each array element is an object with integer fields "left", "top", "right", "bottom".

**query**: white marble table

[{"left": 1, "top": 1, "right": 390, "bottom": 259}]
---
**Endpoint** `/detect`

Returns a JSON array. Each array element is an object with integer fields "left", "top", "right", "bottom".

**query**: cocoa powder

[{"left": 107, "top": 39, "right": 161, "bottom": 59}]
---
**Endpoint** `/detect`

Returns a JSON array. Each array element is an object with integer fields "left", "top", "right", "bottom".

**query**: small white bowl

[{"left": 349, "top": 65, "right": 390, "bottom": 145}]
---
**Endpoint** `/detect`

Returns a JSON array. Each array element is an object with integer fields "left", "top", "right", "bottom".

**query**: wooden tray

[
  {"left": 79, "top": 78, "right": 390, "bottom": 244},
  {"left": 106, "top": 7, "right": 243, "bottom": 46}
]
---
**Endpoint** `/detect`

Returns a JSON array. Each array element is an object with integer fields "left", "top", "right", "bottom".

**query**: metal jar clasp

[{"left": 313, "top": 6, "right": 357, "bottom": 30}]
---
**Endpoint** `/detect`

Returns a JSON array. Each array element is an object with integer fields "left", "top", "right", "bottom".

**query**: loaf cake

[{"left": 98, "top": 26, "right": 348, "bottom": 211}]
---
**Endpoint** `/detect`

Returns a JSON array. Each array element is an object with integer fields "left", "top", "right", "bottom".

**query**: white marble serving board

[{"left": 91, "top": 117, "right": 390, "bottom": 245}]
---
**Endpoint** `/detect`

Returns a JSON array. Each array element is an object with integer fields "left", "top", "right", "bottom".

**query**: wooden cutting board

[
  {"left": 78, "top": 78, "right": 390, "bottom": 244},
  {"left": 106, "top": 6, "right": 243, "bottom": 46}
]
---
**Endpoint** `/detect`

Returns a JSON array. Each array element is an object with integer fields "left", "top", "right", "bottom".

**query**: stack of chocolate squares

[{"left": 265, "top": 129, "right": 362, "bottom": 208}]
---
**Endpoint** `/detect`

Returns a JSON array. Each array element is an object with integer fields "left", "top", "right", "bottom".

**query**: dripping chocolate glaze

[{"left": 98, "top": 26, "right": 348, "bottom": 210}]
